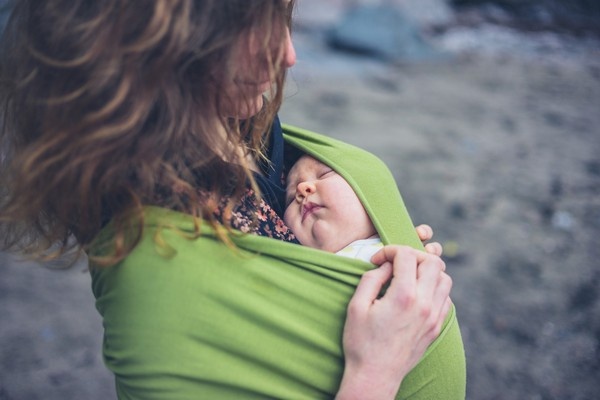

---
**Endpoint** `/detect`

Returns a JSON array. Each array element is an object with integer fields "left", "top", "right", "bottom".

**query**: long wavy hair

[{"left": 0, "top": 0, "right": 295, "bottom": 264}]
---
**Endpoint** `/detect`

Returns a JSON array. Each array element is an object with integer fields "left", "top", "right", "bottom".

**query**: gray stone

[
  {"left": 392, "top": 0, "right": 454, "bottom": 27},
  {"left": 326, "top": 5, "right": 443, "bottom": 61}
]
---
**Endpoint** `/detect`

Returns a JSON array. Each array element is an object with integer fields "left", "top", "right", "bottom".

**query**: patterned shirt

[
  {"left": 214, "top": 188, "right": 298, "bottom": 242},
  {"left": 214, "top": 116, "right": 300, "bottom": 244}
]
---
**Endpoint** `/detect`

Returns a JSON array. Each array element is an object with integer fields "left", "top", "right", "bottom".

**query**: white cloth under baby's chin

[{"left": 335, "top": 237, "right": 383, "bottom": 263}]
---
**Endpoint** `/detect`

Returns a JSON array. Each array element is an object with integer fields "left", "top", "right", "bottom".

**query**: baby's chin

[
  {"left": 294, "top": 236, "right": 334, "bottom": 253},
  {"left": 311, "top": 239, "right": 348, "bottom": 254},
  {"left": 292, "top": 221, "right": 351, "bottom": 253}
]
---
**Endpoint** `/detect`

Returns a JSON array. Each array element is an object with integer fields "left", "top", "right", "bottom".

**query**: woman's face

[{"left": 222, "top": 5, "right": 296, "bottom": 119}]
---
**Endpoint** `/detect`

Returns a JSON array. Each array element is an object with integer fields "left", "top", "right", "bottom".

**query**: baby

[{"left": 284, "top": 154, "right": 438, "bottom": 262}]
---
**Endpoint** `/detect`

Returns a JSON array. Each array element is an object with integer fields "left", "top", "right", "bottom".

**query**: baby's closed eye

[{"left": 318, "top": 169, "right": 335, "bottom": 179}]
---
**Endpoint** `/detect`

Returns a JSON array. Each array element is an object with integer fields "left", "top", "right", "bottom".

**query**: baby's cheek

[{"left": 283, "top": 208, "right": 294, "bottom": 229}]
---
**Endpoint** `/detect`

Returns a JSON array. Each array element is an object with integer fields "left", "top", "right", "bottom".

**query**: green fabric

[{"left": 91, "top": 125, "right": 466, "bottom": 399}]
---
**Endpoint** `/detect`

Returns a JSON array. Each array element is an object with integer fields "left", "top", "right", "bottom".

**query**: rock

[
  {"left": 326, "top": 4, "right": 443, "bottom": 61},
  {"left": 551, "top": 210, "right": 576, "bottom": 231},
  {"left": 294, "top": 0, "right": 454, "bottom": 31},
  {"left": 392, "top": 0, "right": 455, "bottom": 27},
  {"left": 0, "top": 0, "right": 13, "bottom": 33},
  {"left": 293, "top": 0, "right": 347, "bottom": 30},
  {"left": 451, "top": 0, "right": 600, "bottom": 34}
]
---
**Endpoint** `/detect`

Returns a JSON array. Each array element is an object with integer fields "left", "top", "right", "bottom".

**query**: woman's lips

[
  {"left": 302, "top": 202, "right": 322, "bottom": 222},
  {"left": 236, "top": 79, "right": 272, "bottom": 94}
]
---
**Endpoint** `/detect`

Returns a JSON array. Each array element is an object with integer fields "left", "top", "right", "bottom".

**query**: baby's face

[{"left": 283, "top": 155, "right": 375, "bottom": 252}]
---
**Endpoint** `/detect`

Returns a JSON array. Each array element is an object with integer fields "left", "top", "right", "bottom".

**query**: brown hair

[{"left": 0, "top": 0, "right": 295, "bottom": 263}]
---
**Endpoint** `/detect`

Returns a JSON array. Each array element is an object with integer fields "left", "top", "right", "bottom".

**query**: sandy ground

[
  {"left": 1, "top": 23, "right": 600, "bottom": 400},
  {"left": 281, "top": 28, "right": 600, "bottom": 399}
]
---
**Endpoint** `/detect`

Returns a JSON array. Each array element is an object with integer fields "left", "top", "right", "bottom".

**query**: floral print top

[
  {"left": 214, "top": 188, "right": 298, "bottom": 243},
  {"left": 213, "top": 116, "right": 300, "bottom": 244}
]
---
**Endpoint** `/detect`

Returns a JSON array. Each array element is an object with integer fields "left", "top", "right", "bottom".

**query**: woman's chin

[{"left": 227, "top": 96, "right": 264, "bottom": 119}]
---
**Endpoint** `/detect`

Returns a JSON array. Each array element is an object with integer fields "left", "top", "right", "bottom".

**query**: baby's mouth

[{"left": 302, "top": 202, "right": 321, "bottom": 222}]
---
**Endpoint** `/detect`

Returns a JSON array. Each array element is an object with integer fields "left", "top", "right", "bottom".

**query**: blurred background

[{"left": 1, "top": 1, "right": 599, "bottom": 399}]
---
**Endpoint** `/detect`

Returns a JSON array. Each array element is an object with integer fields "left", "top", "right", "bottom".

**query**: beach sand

[{"left": 281, "top": 28, "right": 600, "bottom": 399}]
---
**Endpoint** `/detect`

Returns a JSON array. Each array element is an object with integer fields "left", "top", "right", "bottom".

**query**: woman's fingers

[
  {"left": 424, "top": 241, "right": 443, "bottom": 256},
  {"left": 370, "top": 245, "right": 415, "bottom": 268},
  {"left": 431, "top": 296, "right": 454, "bottom": 342},
  {"left": 371, "top": 246, "right": 418, "bottom": 303},
  {"left": 370, "top": 246, "right": 449, "bottom": 321},
  {"left": 416, "top": 262, "right": 452, "bottom": 334},
  {"left": 416, "top": 250, "right": 446, "bottom": 277},
  {"left": 371, "top": 245, "right": 445, "bottom": 272},
  {"left": 340, "top": 245, "right": 454, "bottom": 397},
  {"left": 415, "top": 224, "right": 433, "bottom": 242},
  {"left": 416, "top": 224, "right": 444, "bottom": 256},
  {"left": 349, "top": 262, "right": 393, "bottom": 313}
]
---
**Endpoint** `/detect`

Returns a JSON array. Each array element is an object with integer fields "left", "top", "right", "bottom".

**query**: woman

[{"left": 0, "top": 1, "right": 465, "bottom": 398}]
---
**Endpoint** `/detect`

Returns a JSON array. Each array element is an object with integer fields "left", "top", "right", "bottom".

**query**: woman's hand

[
  {"left": 416, "top": 224, "right": 443, "bottom": 256},
  {"left": 336, "top": 246, "right": 452, "bottom": 400}
]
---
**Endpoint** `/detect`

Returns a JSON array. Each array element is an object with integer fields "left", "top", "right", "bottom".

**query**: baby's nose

[{"left": 296, "top": 181, "right": 315, "bottom": 199}]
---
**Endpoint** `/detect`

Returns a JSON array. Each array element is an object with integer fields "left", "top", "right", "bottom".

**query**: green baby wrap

[{"left": 91, "top": 125, "right": 466, "bottom": 399}]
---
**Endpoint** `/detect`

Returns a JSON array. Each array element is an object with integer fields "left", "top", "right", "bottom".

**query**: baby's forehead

[{"left": 289, "top": 154, "right": 325, "bottom": 175}]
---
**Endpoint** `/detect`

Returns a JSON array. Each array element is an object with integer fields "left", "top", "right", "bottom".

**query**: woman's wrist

[{"left": 335, "top": 363, "right": 405, "bottom": 400}]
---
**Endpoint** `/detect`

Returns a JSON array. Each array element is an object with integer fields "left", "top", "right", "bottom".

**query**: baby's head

[{"left": 283, "top": 155, "right": 376, "bottom": 252}]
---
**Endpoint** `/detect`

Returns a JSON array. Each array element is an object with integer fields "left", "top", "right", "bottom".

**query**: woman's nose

[{"left": 282, "top": 29, "right": 296, "bottom": 68}]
